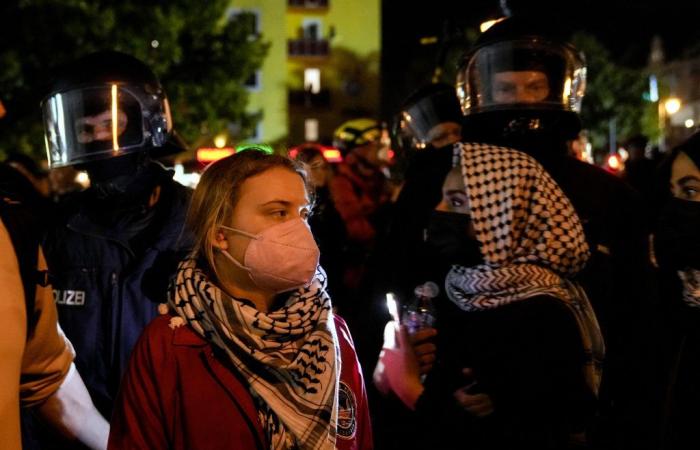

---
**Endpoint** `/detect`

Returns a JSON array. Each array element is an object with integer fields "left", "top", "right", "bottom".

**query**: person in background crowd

[
  {"left": 329, "top": 118, "right": 392, "bottom": 346},
  {"left": 109, "top": 150, "right": 372, "bottom": 450},
  {"left": 622, "top": 134, "right": 656, "bottom": 204},
  {"left": 370, "top": 83, "right": 464, "bottom": 449},
  {"left": 378, "top": 144, "right": 602, "bottom": 449},
  {"left": 40, "top": 51, "right": 191, "bottom": 422},
  {"left": 383, "top": 82, "right": 465, "bottom": 298},
  {"left": 396, "top": 83, "right": 463, "bottom": 151},
  {"left": 653, "top": 132, "right": 700, "bottom": 449},
  {"left": 293, "top": 144, "right": 347, "bottom": 301},
  {"left": 330, "top": 118, "right": 391, "bottom": 286}
]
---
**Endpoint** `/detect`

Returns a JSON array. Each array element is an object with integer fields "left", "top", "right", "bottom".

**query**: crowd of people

[{"left": 2, "top": 9, "right": 699, "bottom": 450}]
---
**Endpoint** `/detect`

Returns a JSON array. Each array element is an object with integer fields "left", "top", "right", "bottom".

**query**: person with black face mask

[
  {"left": 653, "top": 131, "right": 700, "bottom": 449},
  {"left": 377, "top": 143, "right": 603, "bottom": 449},
  {"left": 454, "top": 11, "right": 655, "bottom": 450},
  {"left": 36, "top": 51, "right": 192, "bottom": 436}
]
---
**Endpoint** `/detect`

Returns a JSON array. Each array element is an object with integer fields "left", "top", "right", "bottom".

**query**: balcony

[
  {"left": 288, "top": 0, "right": 329, "bottom": 9},
  {"left": 288, "top": 39, "right": 330, "bottom": 57},
  {"left": 288, "top": 89, "right": 331, "bottom": 108}
]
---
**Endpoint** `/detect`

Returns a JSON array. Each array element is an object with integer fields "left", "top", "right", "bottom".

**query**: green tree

[
  {"left": 571, "top": 32, "right": 648, "bottom": 155},
  {"left": 0, "top": 0, "right": 268, "bottom": 159}
]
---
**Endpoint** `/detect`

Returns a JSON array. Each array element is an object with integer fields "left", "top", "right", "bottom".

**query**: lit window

[
  {"left": 304, "top": 68, "right": 321, "bottom": 94},
  {"left": 305, "top": 118, "right": 319, "bottom": 141},
  {"left": 302, "top": 19, "right": 322, "bottom": 40}
]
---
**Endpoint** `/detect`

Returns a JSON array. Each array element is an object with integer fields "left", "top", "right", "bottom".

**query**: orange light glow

[
  {"left": 322, "top": 149, "right": 342, "bottom": 162},
  {"left": 480, "top": 17, "right": 506, "bottom": 33},
  {"left": 607, "top": 154, "right": 621, "bottom": 170},
  {"left": 288, "top": 144, "right": 343, "bottom": 163},
  {"left": 196, "top": 147, "right": 235, "bottom": 163}
]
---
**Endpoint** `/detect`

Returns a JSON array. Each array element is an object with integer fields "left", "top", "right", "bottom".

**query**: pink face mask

[{"left": 219, "top": 218, "right": 320, "bottom": 293}]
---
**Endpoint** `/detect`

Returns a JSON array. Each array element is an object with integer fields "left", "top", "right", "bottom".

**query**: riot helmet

[
  {"left": 456, "top": 16, "right": 586, "bottom": 143},
  {"left": 397, "top": 83, "right": 463, "bottom": 150},
  {"left": 42, "top": 51, "right": 182, "bottom": 169}
]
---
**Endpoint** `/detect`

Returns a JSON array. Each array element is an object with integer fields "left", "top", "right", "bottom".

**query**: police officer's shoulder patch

[{"left": 337, "top": 381, "right": 357, "bottom": 440}]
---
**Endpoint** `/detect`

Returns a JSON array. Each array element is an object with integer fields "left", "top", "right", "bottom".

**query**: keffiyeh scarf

[
  {"left": 170, "top": 259, "right": 340, "bottom": 450},
  {"left": 445, "top": 143, "right": 605, "bottom": 393}
]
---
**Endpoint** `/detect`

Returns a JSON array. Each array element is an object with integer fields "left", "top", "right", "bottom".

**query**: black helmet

[
  {"left": 41, "top": 51, "right": 184, "bottom": 168},
  {"left": 397, "top": 83, "right": 463, "bottom": 149},
  {"left": 456, "top": 16, "right": 586, "bottom": 142}
]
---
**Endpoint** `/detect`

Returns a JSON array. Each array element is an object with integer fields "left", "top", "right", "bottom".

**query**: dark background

[{"left": 380, "top": 0, "right": 700, "bottom": 116}]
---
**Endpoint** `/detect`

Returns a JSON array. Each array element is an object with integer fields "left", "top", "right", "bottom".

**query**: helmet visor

[
  {"left": 457, "top": 39, "right": 586, "bottom": 116},
  {"left": 402, "top": 90, "right": 463, "bottom": 143},
  {"left": 43, "top": 86, "right": 145, "bottom": 168}
]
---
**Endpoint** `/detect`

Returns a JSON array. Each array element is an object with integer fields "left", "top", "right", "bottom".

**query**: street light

[
  {"left": 214, "top": 134, "right": 227, "bottom": 149},
  {"left": 664, "top": 97, "right": 681, "bottom": 115}
]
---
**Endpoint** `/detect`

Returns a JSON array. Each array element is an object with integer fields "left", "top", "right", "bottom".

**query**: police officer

[
  {"left": 455, "top": 14, "right": 655, "bottom": 450},
  {"left": 385, "top": 83, "right": 465, "bottom": 295},
  {"left": 41, "top": 51, "right": 191, "bottom": 419},
  {"left": 371, "top": 86, "right": 464, "bottom": 450},
  {"left": 396, "top": 82, "right": 463, "bottom": 151}
]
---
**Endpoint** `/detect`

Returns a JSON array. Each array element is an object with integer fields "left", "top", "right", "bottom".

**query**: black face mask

[
  {"left": 425, "top": 210, "right": 483, "bottom": 269},
  {"left": 655, "top": 197, "right": 700, "bottom": 270},
  {"left": 84, "top": 157, "right": 160, "bottom": 224}
]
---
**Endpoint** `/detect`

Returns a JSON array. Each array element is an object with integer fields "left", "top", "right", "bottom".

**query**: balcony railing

[
  {"left": 288, "top": 0, "right": 329, "bottom": 9},
  {"left": 288, "top": 89, "right": 331, "bottom": 108},
  {"left": 288, "top": 39, "right": 330, "bottom": 57}
]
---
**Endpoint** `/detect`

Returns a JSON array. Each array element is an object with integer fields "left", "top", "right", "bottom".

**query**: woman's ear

[{"left": 210, "top": 226, "right": 229, "bottom": 250}]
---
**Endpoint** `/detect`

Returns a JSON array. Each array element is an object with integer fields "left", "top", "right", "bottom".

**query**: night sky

[{"left": 380, "top": 0, "right": 700, "bottom": 116}]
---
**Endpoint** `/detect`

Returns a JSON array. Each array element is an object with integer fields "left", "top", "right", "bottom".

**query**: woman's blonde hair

[{"left": 186, "top": 149, "right": 309, "bottom": 272}]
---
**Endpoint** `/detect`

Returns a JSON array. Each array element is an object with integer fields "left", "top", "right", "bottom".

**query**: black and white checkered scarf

[
  {"left": 445, "top": 143, "right": 604, "bottom": 393},
  {"left": 169, "top": 259, "right": 340, "bottom": 450}
]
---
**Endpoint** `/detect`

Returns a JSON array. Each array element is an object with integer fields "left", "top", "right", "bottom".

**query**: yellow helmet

[{"left": 332, "top": 118, "right": 381, "bottom": 155}]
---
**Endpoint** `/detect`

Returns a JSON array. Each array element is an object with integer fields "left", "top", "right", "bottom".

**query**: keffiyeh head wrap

[
  {"left": 169, "top": 259, "right": 340, "bottom": 450},
  {"left": 445, "top": 142, "right": 604, "bottom": 393}
]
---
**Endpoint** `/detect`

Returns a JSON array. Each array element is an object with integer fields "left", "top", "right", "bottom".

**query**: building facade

[{"left": 229, "top": 0, "right": 381, "bottom": 147}]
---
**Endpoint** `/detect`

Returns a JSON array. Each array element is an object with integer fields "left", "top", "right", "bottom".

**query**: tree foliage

[
  {"left": 0, "top": 0, "right": 268, "bottom": 159},
  {"left": 571, "top": 32, "right": 650, "bottom": 153}
]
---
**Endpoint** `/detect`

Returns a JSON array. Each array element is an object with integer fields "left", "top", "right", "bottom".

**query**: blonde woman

[{"left": 109, "top": 149, "right": 372, "bottom": 450}]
